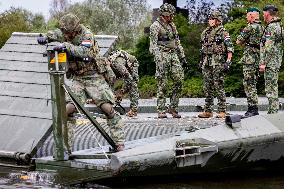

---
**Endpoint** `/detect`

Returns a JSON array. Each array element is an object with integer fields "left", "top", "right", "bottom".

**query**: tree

[
  {"left": 187, "top": 0, "right": 215, "bottom": 23},
  {"left": 62, "top": 0, "right": 150, "bottom": 49},
  {"left": 49, "top": 0, "right": 70, "bottom": 20}
]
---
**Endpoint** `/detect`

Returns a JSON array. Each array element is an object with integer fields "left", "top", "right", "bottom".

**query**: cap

[
  {"left": 263, "top": 5, "right": 278, "bottom": 12},
  {"left": 246, "top": 7, "right": 260, "bottom": 13}
]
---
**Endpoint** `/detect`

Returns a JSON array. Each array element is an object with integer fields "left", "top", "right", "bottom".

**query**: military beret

[
  {"left": 246, "top": 7, "right": 260, "bottom": 13},
  {"left": 263, "top": 5, "right": 278, "bottom": 12}
]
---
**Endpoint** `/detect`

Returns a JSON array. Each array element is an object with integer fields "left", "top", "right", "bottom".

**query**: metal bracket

[{"left": 175, "top": 138, "right": 218, "bottom": 167}]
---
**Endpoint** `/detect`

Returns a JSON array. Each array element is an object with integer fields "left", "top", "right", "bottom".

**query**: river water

[{"left": 1, "top": 169, "right": 284, "bottom": 189}]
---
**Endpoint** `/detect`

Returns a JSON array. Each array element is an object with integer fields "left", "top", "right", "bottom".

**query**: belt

[
  {"left": 246, "top": 43, "right": 260, "bottom": 49},
  {"left": 74, "top": 70, "right": 96, "bottom": 77}
]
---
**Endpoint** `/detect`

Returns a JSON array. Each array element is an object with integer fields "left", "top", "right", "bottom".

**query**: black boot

[
  {"left": 251, "top": 105, "right": 259, "bottom": 116},
  {"left": 245, "top": 105, "right": 259, "bottom": 117},
  {"left": 244, "top": 106, "right": 253, "bottom": 117}
]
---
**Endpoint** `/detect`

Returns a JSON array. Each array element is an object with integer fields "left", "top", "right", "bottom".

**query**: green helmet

[
  {"left": 59, "top": 13, "right": 80, "bottom": 33},
  {"left": 159, "top": 3, "right": 176, "bottom": 16},
  {"left": 209, "top": 11, "right": 223, "bottom": 22}
]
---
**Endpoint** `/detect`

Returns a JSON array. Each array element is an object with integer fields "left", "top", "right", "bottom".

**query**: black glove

[
  {"left": 224, "top": 60, "right": 231, "bottom": 73},
  {"left": 53, "top": 43, "right": 66, "bottom": 51},
  {"left": 37, "top": 34, "right": 47, "bottom": 45},
  {"left": 181, "top": 57, "right": 189, "bottom": 70}
]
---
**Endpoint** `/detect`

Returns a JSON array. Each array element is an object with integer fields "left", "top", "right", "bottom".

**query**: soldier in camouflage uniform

[
  {"left": 198, "top": 11, "right": 234, "bottom": 119},
  {"left": 260, "top": 5, "right": 283, "bottom": 114},
  {"left": 108, "top": 50, "right": 139, "bottom": 117},
  {"left": 236, "top": 7, "right": 263, "bottom": 117},
  {"left": 37, "top": 13, "right": 125, "bottom": 153},
  {"left": 149, "top": 3, "right": 188, "bottom": 119}
]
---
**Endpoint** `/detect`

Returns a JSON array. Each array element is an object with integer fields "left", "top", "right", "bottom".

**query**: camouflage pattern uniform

[
  {"left": 149, "top": 3, "right": 185, "bottom": 115},
  {"left": 260, "top": 16, "right": 283, "bottom": 114},
  {"left": 200, "top": 12, "right": 234, "bottom": 114},
  {"left": 46, "top": 14, "right": 125, "bottom": 152},
  {"left": 237, "top": 17, "right": 263, "bottom": 111},
  {"left": 108, "top": 50, "right": 139, "bottom": 113}
]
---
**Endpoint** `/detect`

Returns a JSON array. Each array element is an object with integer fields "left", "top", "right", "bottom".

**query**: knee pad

[
  {"left": 100, "top": 103, "right": 115, "bottom": 119},
  {"left": 66, "top": 103, "right": 76, "bottom": 116}
]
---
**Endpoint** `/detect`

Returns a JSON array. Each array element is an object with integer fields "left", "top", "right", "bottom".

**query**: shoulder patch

[{"left": 81, "top": 40, "right": 92, "bottom": 48}]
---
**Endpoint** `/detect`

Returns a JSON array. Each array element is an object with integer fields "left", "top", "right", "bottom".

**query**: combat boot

[
  {"left": 198, "top": 111, "right": 213, "bottom": 118},
  {"left": 244, "top": 106, "right": 253, "bottom": 117},
  {"left": 216, "top": 112, "right": 227, "bottom": 118},
  {"left": 126, "top": 109, "right": 137, "bottom": 117},
  {"left": 168, "top": 108, "right": 181, "bottom": 118},
  {"left": 245, "top": 105, "right": 259, "bottom": 117},
  {"left": 115, "top": 144, "right": 125, "bottom": 152},
  {"left": 251, "top": 105, "right": 259, "bottom": 116},
  {"left": 158, "top": 112, "right": 167, "bottom": 118}
]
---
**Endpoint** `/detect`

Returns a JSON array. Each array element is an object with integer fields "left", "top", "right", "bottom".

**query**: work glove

[
  {"left": 180, "top": 57, "right": 189, "bottom": 71},
  {"left": 37, "top": 34, "right": 47, "bottom": 45},
  {"left": 53, "top": 43, "right": 66, "bottom": 52},
  {"left": 224, "top": 60, "right": 231, "bottom": 73}
]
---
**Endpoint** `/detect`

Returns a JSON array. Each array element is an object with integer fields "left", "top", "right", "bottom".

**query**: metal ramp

[{"left": 0, "top": 32, "right": 118, "bottom": 159}]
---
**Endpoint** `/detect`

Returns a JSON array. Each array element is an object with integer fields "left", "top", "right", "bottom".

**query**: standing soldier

[
  {"left": 236, "top": 7, "right": 263, "bottom": 117},
  {"left": 37, "top": 13, "right": 125, "bottom": 153},
  {"left": 260, "top": 5, "right": 283, "bottom": 114},
  {"left": 198, "top": 11, "right": 234, "bottom": 119},
  {"left": 149, "top": 3, "right": 188, "bottom": 119},
  {"left": 108, "top": 50, "right": 139, "bottom": 117}
]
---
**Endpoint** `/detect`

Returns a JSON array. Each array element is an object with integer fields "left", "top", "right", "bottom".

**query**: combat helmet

[
  {"left": 59, "top": 13, "right": 81, "bottom": 33},
  {"left": 159, "top": 3, "right": 176, "bottom": 16},
  {"left": 209, "top": 10, "right": 223, "bottom": 22}
]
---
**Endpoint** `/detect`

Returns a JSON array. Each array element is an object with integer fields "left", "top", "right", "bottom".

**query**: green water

[{"left": 1, "top": 169, "right": 284, "bottom": 189}]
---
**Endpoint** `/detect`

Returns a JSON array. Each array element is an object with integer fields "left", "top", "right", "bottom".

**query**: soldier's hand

[
  {"left": 259, "top": 64, "right": 266, "bottom": 72},
  {"left": 53, "top": 43, "right": 66, "bottom": 51},
  {"left": 37, "top": 34, "right": 47, "bottom": 45},
  {"left": 181, "top": 57, "right": 189, "bottom": 71},
  {"left": 224, "top": 60, "right": 231, "bottom": 73}
]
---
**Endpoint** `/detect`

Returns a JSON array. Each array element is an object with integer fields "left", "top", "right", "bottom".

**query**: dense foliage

[{"left": 0, "top": 8, "right": 46, "bottom": 47}]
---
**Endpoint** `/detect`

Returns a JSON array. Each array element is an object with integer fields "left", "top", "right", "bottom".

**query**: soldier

[
  {"left": 108, "top": 50, "right": 139, "bottom": 117},
  {"left": 37, "top": 13, "right": 125, "bottom": 153},
  {"left": 236, "top": 7, "right": 263, "bottom": 117},
  {"left": 198, "top": 11, "right": 234, "bottom": 119},
  {"left": 259, "top": 5, "right": 283, "bottom": 114},
  {"left": 149, "top": 3, "right": 188, "bottom": 119}
]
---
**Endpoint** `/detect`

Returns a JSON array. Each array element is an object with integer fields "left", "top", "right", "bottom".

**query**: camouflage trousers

[
  {"left": 123, "top": 65, "right": 139, "bottom": 111},
  {"left": 202, "top": 64, "right": 226, "bottom": 112},
  {"left": 243, "top": 64, "right": 259, "bottom": 107},
  {"left": 155, "top": 51, "right": 184, "bottom": 113},
  {"left": 264, "top": 67, "right": 279, "bottom": 114},
  {"left": 66, "top": 73, "right": 125, "bottom": 152}
]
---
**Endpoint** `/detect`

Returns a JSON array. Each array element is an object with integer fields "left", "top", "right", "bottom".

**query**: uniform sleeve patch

[
  {"left": 265, "top": 32, "right": 271, "bottom": 37},
  {"left": 81, "top": 40, "right": 92, "bottom": 48},
  {"left": 224, "top": 35, "right": 231, "bottom": 41}
]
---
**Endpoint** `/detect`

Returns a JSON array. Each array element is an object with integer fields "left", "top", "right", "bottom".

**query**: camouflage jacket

[
  {"left": 108, "top": 50, "right": 139, "bottom": 81},
  {"left": 201, "top": 25, "right": 234, "bottom": 55},
  {"left": 260, "top": 17, "right": 283, "bottom": 68},
  {"left": 149, "top": 17, "right": 185, "bottom": 59},
  {"left": 46, "top": 24, "right": 102, "bottom": 78},
  {"left": 237, "top": 20, "right": 263, "bottom": 53}
]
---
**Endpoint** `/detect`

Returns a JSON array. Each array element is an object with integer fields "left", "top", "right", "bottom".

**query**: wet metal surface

[
  {"left": 35, "top": 112, "right": 224, "bottom": 157},
  {"left": 1, "top": 169, "right": 284, "bottom": 188}
]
